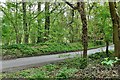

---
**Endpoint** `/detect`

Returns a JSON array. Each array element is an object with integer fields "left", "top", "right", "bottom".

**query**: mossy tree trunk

[
  {"left": 22, "top": 0, "right": 29, "bottom": 44},
  {"left": 37, "top": 2, "right": 43, "bottom": 43},
  {"left": 109, "top": 2, "right": 120, "bottom": 59},
  {"left": 44, "top": 2, "right": 50, "bottom": 42},
  {"left": 77, "top": 2, "right": 88, "bottom": 58}
]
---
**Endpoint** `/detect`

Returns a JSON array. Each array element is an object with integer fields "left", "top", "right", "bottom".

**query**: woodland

[{"left": 0, "top": 0, "right": 120, "bottom": 79}]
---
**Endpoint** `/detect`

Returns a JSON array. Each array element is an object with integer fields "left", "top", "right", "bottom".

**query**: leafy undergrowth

[
  {"left": 1, "top": 42, "right": 105, "bottom": 60},
  {"left": 2, "top": 51, "right": 120, "bottom": 79}
]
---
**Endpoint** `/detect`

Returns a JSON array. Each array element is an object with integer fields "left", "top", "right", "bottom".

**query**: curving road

[{"left": 0, "top": 45, "right": 114, "bottom": 72}]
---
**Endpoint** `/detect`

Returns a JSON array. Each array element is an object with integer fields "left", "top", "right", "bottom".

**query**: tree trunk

[
  {"left": 63, "top": 0, "right": 88, "bottom": 57},
  {"left": 44, "top": 2, "right": 50, "bottom": 42},
  {"left": 106, "top": 41, "right": 109, "bottom": 57},
  {"left": 15, "top": 2, "right": 22, "bottom": 44},
  {"left": 109, "top": 2, "right": 120, "bottom": 58},
  {"left": 22, "top": 1, "right": 29, "bottom": 44},
  {"left": 37, "top": 2, "right": 43, "bottom": 43},
  {"left": 15, "top": 2, "right": 19, "bottom": 44},
  {"left": 69, "top": 9, "right": 74, "bottom": 43},
  {"left": 77, "top": 2, "right": 88, "bottom": 58}
]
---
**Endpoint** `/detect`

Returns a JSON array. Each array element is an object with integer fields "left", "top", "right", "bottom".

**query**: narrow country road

[{"left": 0, "top": 45, "right": 114, "bottom": 72}]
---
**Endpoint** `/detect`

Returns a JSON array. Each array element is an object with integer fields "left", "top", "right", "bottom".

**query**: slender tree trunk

[
  {"left": 44, "top": 2, "right": 50, "bottom": 42},
  {"left": 28, "top": 3, "right": 36, "bottom": 44},
  {"left": 69, "top": 9, "right": 74, "bottom": 43},
  {"left": 76, "top": 14, "right": 80, "bottom": 42},
  {"left": 106, "top": 41, "right": 109, "bottom": 57},
  {"left": 77, "top": 2, "right": 88, "bottom": 58},
  {"left": 22, "top": 1, "right": 29, "bottom": 44},
  {"left": 37, "top": 2, "right": 43, "bottom": 43},
  {"left": 15, "top": 1, "right": 22, "bottom": 44},
  {"left": 16, "top": 2, "right": 22, "bottom": 44},
  {"left": 109, "top": 2, "right": 120, "bottom": 58},
  {"left": 15, "top": 2, "right": 19, "bottom": 44}
]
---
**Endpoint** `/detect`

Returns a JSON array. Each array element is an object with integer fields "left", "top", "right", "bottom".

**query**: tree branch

[
  {"left": 62, "top": 0, "right": 77, "bottom": 10},
  {"left": 0, "top": 6, "right": 18, "bottom": 34},
  {"left": 50, "top": 3, "right": 60, "bottom": 13},
  {"left": 0, "top": 7, "right": 15, "bottom": 27}
]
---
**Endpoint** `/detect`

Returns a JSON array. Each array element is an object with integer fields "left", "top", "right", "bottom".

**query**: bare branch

[
  {"left": 31, "top": 10, "right": 43, "bottom": 21},
  {"left": 50, "top": 3, "right": 60, "bottom": 13},
  {"left": 62, "top": 0, "right": 77, "bottom": 10}
]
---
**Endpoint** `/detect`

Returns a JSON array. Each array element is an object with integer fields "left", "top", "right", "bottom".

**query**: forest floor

[{"left": 1, "top": 51, "right": 120, "bottom": 79}]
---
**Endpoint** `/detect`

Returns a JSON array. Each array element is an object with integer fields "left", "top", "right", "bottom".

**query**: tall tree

[
  {"left": 77, "top": 2, "right": 88, "bottom": 57},
  {"left": 63, "top": 0, "right": 88, "bottom": 57},
  {"left": 22, "top": 1, "right": 29, "bottom": 43},
  {"left": 69, "top": 9, "right": 74, "bottom": 43},
  {"left": 37, "top": 2, "right": 43, "bottom": 43},
  {"left": 109, "top": 2, "right": 120, "bottom": 58},
  {"left": 44, "top": 2, "right": 50, "bottom": 42},
  {"left": 15, "top": 1, "right": 22, "bottom": 44},
  {"left": 15, "top": 2, "right": 19, "bottom": 44}
]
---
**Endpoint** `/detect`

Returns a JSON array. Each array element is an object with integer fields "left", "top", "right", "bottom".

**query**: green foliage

[
  {"left": 0, "top": 74, "right": 3, "bottom": 80},
  {"left": 60, "top": 57, "right": 88, "bottom": 69},
  {"left": 1, "top": 2, "right": 113, "bottom": 48},
  {"left": 89, "top": 51, "right": 113, "bottom": 60},
  {"left": 2, "top": 41, "right": 109, "bottom": 60},
  {"left": 42, "top": 64, "right": 58, "bottom": 72},
  {"left": 95, "top": 4, "right": 112, "bottom": 42},
  {"left": 101, "top": 57, "right": 120, "bottom": 67},
  {"left": 56, "top": 67, "right": 78, "bottom": 79},
  {"left": 117, "top": 2, "right": 120, "bottom": 16},
  {"left": 2, "top": 44, "right": 38, "bottom": 57},
  {"left": 27, "top": 71, "right": 47, "bottom": 79},
  {"left": 38, "top": 42, "right": 82, "bottom": 53},
  {"left": 2, "top": 42, "right": 82, "bottom": 60}
]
